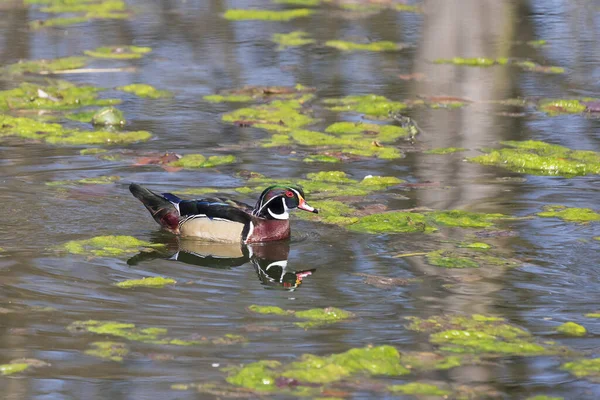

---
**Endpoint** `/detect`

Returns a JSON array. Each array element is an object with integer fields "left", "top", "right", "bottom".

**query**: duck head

[{"left": 252, "top": 185, "right": 318, "bottom": 220}]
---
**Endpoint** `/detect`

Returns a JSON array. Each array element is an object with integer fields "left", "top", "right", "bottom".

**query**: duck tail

[{"left": 129, "top": 183, "right": 181, "bottom": 232}]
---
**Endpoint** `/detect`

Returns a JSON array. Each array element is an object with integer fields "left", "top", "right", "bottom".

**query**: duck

[{"left": 129, "top": 183, "right": 318, "bottom": 243}]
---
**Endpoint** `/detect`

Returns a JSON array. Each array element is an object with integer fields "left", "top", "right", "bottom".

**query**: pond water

[{"left": 1, "top": 0, "right": 600, "bottom": 399}]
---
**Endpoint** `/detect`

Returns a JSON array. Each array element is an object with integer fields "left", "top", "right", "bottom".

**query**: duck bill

[{"left": 298, "top": 197, "right": 318, "bottom": 214}]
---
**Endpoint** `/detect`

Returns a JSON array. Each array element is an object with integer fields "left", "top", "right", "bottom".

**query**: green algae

[
  {"left": 348, "top": 212, "right": 437, "bottom": 234},
  {"left": 407, "top": 314, "right": 559, "bottom": 356},
  {"left": 45, "top": 129, "right": 151, "bottom": 145},
  {"left": 459, "top": 242, "right": 491, "bottom": 249},
  {"left": 84, "top": 45, "right": 152, "bottom": 59},
  {"left": 223, "top": 8, "right": 314, "bottom": 21},
  {"left": 285, "top": 129, "right": 403, "bottom": 159},
  {"left": 325, "top": 94, "right": 407, "bottom": 117},
  {"left": 67, "top": 110, "right": 98, "bottom": 123},
  {"left": 428, "top": 210, "right": 506, "bottom": 228},
  {"left": 46, "top": 175, "right": 120, "bottom": 186},
  {"left": 248, "top": 305, "right": 290, "bottom": 315},
  {"left": 223, "top": 99, "right": 315, "bottom": 131},
  {"left": 168, "top": 154, "right": 236, "bottom": 169},
  {"left": 303, "top": 154, "right": 341, "bottom": 163},
  {"left": 84, "top": 341, "right": 129, "bottom": 362},
  {"left": 116, "top": 84, "right": 172, "bottom": 99},
  {"left": 399, "top": 352, "right": 464, "bottom": 371},
  {"left": 206, "top": 85, "right": 314, "bottom": 104},
  {"left": 297, "top": 200, "right": 359, "bottom": 226},
  {"left": 325, "top": 40, "right": 402, "bottom": 52},
  {"left": 0, "top": 115, "right": 65, "bottom": 139},
  {"left": 69, "top": 320, "right": 244, "bottom": 346},
  {"left": 281, "top": 345, "right": 408, "bottom": 385},
  {"left": 469, "top": 140, "right": 600, "bottom": 176},
  {"left": 4, "top": 56, "right": 87, "bottom": 74},
  {"left": 249, "top": 305, "right": 352, "bottom": 328},
  {"left": 115, "top": 276, "right": 176, "bottom": 289},
  {"left": 539, "top": 99, "right": 586, "bottom": 115},
  {"left": 434, "top": 57, "right": 501, "bottom": 67},
  {"left": 431, "top": 330, "right": 547, "bottom": 354},
  {"left": 537, "top": 205, "right": 600, "bottom": 223},
  {"left": 29, "top": 0, "right": 130, "bottom": 29},
  {"left": 556, "top": 322, "right": 586, "bottom": 337},
  {"left": 388, "top": 382, "right": 450, "bottom": 396},
  {"left": 58, "top": 235, "right": 165, "bottom": 257},
  {"left": 526, "top": 39, "right": 547, "bottom": 48},
  {"left": 0, "top": 115, "right": 149, "bottom": 145},
  {"left": 272, "top": 31, "right": 315, "bottom": 50},
  {"left": 204, "top": 94, "right": 253, "bottom": 103},
  {"left": 562, "top": 358, "right": 600, "bottom": 378},
  {"left": 0, "top": 81, "right": 120, "bottom": 111},
  {"left": 0, "top": 363, "right": 30, "bottom": 376},
  {"left": 294, "top": 307, "right": 353, "bottom": 328},
  {"left": 91, "top": 107, "right": 125, "bottom": 126},
  {"left": 226, "top": 360, "right": 280, "bottom": 391},
  {"left": 325, "top": 121, "right": 412, "bottom": 141},
  {"left": 425, "top": 147, "right": 467, "bottom": 154},
  {"left": 426, "top": 250, "right": 480, "bottom": 269}
]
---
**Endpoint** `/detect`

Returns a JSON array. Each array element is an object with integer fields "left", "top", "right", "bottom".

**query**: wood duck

[{"left": 129, "top": 183, "right": 318, "bottom": 243}]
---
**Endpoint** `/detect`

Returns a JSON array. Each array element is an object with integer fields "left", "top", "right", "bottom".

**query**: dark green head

[{"left": 253, "top": 185, "right": 318, "bottom": 220}]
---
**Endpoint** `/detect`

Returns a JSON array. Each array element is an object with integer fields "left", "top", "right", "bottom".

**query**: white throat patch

[{"left": 267, "top": 198, "right": 290, "bottom": 220}]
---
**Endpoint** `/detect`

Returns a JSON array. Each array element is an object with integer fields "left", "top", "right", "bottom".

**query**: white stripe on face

[{"left": 267, "top": 198, "right": 290, "bottom": 220}]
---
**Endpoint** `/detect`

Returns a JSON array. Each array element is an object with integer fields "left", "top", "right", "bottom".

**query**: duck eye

[{"left": 285, "top": 190, "right": 294, "bottom": 198}]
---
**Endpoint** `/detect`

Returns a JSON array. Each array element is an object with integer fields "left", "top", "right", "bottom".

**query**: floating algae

[
  {"left": 84, "top": 45, "right": 152, "bottom": 59},
  {"left": 114, "top": 277, "right": 177, "bottom": 289},
  {"left": 222, "top": 99, "right": 316, "bottom": 131},
  {"left": 116, "top": 84, "right": 172, "bottom": 99},
  {"left": 91, "top": 107, "right": 126, "bottom": 126},
  {"left": 28, "top": 0, "right": 131, "bottom": 29},
  {"left": 556, "top": 322, "right": 586, "bottom": 337},
  {"left": 248, "top": 305, "right": 353, "bottom": 328},
  {"left": 325, "top": 121, "right": 412, "bottom": 141},
  {"left": 426, "top": 250, "right": 480, "bottom": 269},
  {"left": 424, "top": 147, "right": 467, "bottom": 154},
  {"left": 0, "top": 115, "right": 147, "bottom": 146},
  {"left": 225, "top": 345, "right": 408, "bottom": 392},
  {"left": 84, "top": 341, "right": 129, "bottom": 362},
  {"left": 537, "top": 205, "right": 600, "bottom": 223},
  {"left": 347, "top": 211, "right": 437, "bottom": 234},
  {"left": 324, "top": 94, "right": 407, "bottom": 117},
  {"left": 469, "top": 140, "right": 600, "bottom": 176},
  {"left": 57, "top": 235, "right": 165, "bottom": 257},
  {"left": 434, "top": 57, "right": 563, "bottom": 74},
  {"left": 538, "top": 99, "right": 587, "bottom": 115},
  {"left": 68, "top": 320, "right": 245, "bottom": 346},
  {"left": 223, "top": 8, "right": 314, "bottom": 21},
  {"left": 0, "top": 81, "right": 120, "bottom": 111},
  {"left": 205, "top": 84, "right": 315, "bottom": 103},
  {"left": 0, "top": 363, "right": 30, "bottom": 376},
  {"left": 168, "top": 154, "right": 236, "bottom": 169},
  {"left": 4, "top": 56, "right": 88, "bottom": 74},
  {"left": 388, "top": 382, "right": 450, "bottom": 396},
  {"left": 562, "top": 358, "right": 600, "bottom": 379},
  {"left": 46, "top": 175, "right": 120, "bottom": 186},
  {"left": 272, "top": 31, "right": 315, "bottom": 50},
  {"left": 325, "top": 40, "right": 403, "bottom": 52},
  {"left": 406, "top": 314, "right": 564, "bottom": 356}
]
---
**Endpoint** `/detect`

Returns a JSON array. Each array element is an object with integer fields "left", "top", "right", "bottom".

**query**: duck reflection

[{"left": 127, "top": 238, "right": 315, "bottom": 290}]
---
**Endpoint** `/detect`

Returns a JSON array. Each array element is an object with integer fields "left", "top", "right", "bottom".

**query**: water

[{"left": 1, "top": 0, "right": 600, "bottom": 398}]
